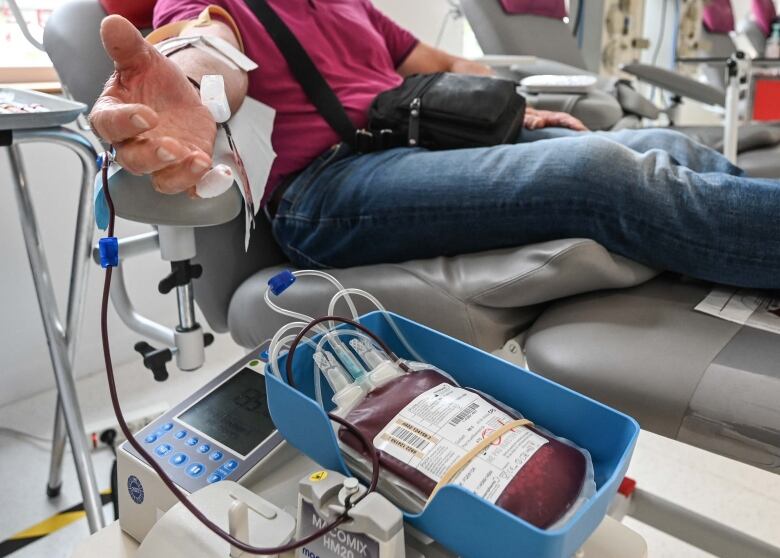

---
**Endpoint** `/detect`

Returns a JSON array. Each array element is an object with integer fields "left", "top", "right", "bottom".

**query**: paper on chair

[
  {"left": 695, "top": 287, "right": 780, "bottom": 335},
  {"left": 212, "top": 97, "right": 277, "bottom": 249}
]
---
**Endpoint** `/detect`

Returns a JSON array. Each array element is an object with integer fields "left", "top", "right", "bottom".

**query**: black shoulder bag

[{"left": 244, "top": 0, "right": 526, "bottom": 152}]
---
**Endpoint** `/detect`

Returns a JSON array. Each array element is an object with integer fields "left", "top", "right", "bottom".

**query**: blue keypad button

[
  {"left": 144, "top": 433, "right": 158, "bottom": 444},
  {"left": 217, "top": 466, "right": 232, "bottom": 478},
  {"left": 186, "top": 463, "right": 206, "bottom": 478},
  {"left": 197, "top": 444, "right": 210, "bottom": 454},
  {"left": 209, "top": 451, "right": 223, "bottom": 462},
  {"left": 174, "top": 430, "right": 187, "bottom": 440},
  {"left": 154, "top": 430, "right": 167, "bottom": 439},
  {"left": 224, "top": 460, "right": 238, "bottom": 471},
  {"left": 154, "top": 444, "right": 173, "bottom": 457},
  {"left": 185, "top": 437, "right": 199, "bottom": 447},
  {"left": 161, "top": 422, "right": 174, "bottom": 431},
  {"left": 207, "top": 472, "right": 223, "bottom": 484},
  {"left": 170, "top": 453, "right": 188, "bottom": 467}
]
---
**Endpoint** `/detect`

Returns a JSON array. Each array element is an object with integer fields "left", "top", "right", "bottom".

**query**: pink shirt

[{"left": 154, "top": 0, "right": 418, "bottom": 204}]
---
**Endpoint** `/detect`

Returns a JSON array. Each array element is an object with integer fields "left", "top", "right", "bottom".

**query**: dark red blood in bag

[{"left": 339, "top": 370, "right": 586, "bottom": 528}]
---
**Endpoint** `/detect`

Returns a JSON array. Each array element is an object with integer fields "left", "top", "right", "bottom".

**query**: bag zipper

[
  {"left": 405, "top": 74, "right": 442, "bottom": 146},
  {"left": 408, "top": 97, "right": 421, "bottom": 146}
]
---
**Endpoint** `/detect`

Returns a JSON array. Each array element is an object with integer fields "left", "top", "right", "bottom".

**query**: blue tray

[{"left": 266, "top": 312, "right": 639, "bottom": 558}]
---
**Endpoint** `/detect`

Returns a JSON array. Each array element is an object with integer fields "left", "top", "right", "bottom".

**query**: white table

[{"left": 72, "top": 515, "right": 646, "bottom": 558}]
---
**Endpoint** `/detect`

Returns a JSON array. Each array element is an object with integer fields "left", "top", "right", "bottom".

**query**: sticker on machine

[{"left": 373, "top": 383, "right": 547, "bottom": 504}]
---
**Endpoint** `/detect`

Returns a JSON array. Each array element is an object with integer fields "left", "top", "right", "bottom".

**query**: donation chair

[
  {"left": 46, "top": 0, "right": 780, "bottom": 476},
  {"left": 462, "top": 0, "right": 780, "bottom": 178},
  {"left": 741, "top": 0, "right": 778, "bottom": 55}
]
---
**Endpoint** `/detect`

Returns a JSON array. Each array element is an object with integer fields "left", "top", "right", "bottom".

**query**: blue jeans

[{"left": 271, "top": 127, "right": 780, "bottom": 289}]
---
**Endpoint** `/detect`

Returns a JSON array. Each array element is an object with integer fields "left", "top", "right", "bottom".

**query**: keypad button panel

[
  {"left": 134, "top": 420, "right": 243, "bottom": 494},
  {"left": 127, "top": 361, "right": 281, "bottom": 495}
]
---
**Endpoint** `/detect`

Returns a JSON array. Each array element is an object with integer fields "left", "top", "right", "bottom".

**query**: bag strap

[{"left": 244, "top": 0, "right": 358, "bottom": 148}]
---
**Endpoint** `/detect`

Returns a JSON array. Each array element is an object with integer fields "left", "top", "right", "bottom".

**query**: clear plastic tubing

[
  {"left": 313, "top": 329, "right": 390, "bottom": 381},
  {"left": 269, "top": 321, "right": 315, "bottom": 379},
  {"left": 328, "top": 288, "right": 423, "bottom": 362}
]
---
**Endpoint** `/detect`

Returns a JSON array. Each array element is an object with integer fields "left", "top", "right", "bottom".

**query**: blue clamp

[
  {"left": 99, "top": 237, "right": 119, "bottom": 268},
  {"left": 268, "top": 270, "right": 296, "bottom": 296}
]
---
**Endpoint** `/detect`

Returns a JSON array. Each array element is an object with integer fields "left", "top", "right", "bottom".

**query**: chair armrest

[
  {"left": 473, "top": 54, "right": 537, "bottom": 67},
  {"left": 621, "top": 63, "right": 726, "bottom": 107},
  {"left": 108, "top": 170, "right": 243, "bottom": 227}
]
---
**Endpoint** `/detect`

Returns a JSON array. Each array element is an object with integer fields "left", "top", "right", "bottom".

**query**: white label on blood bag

[{"left": 373, "top": 383, "right": 547, "bottom": 504}]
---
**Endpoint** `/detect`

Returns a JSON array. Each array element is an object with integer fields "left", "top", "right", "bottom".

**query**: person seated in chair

[{"left": 90, "top": 0, "right": 780, "bottom": 289}]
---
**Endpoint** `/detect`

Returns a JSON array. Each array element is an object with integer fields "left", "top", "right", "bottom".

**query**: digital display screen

[{"left": 178, "top": 368, "right": 275, "bottom": 457}]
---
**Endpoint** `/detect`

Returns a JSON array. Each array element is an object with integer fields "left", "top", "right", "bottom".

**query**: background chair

[
  {"left": 44, "top": 0, "right": 780, "bottom": 479},
  {"left": 462, "top": 0, "right": 780, "bottom": 179}
]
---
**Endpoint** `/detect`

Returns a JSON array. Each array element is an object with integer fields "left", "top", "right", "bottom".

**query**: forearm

[
  {"left": 399, "top": 42, "right": 493, "bottom": 77},
  {"left": 168, "top": 20, "right": 249, "bottom": 113}
]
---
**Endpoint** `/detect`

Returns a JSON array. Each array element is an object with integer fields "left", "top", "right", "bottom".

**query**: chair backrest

[
  {"left": 461, "top": 0, "right": 587, "bottom": 70},
  {"left": 43, "top": 0, "right": 114, "bottom": 110},
  {"left": 498, "top": 0, "right": 566, "bottom": 19},
  {"left": 751, "top": 0, "right": 777, "bottom": 36},
  {"left": 702, "top": 0, "right": 735, "bottom": 34}
]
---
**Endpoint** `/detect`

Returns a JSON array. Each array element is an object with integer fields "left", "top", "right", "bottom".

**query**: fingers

[
  {"left": 90, "top": 99, "right": 159, "bottom": 143},
  {"left": 568, "top": 118, "right": 589, "bottom": 132},
  {"left": 114, "top": 136, "right": 193, "bottom": 175},
  {"left": 554, "top": 114, "right": 588, "bottom": 132},
  {"left": 151, "top": 151, "right": 212, "bottom": 194},
  {"left": 100, "top": 15, "right": 158, "bottom": 72},
  {"left": 524, "top": 110, "right": 589, "bottom": 132},
  {"left": 524, "top": 114, "right": 544, "bottom": 130}
]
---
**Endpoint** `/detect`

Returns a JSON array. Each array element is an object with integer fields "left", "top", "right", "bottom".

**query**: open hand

[
  {"left": 90, "top": 15, "right": 217, "bottom": 195},
  {"left": 524, "top": 107, "right": 588, "bottom": 132}
]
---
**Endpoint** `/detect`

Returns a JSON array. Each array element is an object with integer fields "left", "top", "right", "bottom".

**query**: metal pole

[
  {"left": 7, "top": 127, "right": 105, "bottom": 532},
  {"left": 176, "top": 282, "right": 197, "bottom": 331},
  {"left": 109, "top": 263, "right": 176, "bottom": 347},
  {"left": 46, "top": 402, "right": 67, "bottom": 497},
  {"left": 46, "top": 126, "right": 97, "bottom": 498},
  {"left": 723, "top": 53, "right": 746, "bottom": 164},
  {"left": 630, "top": 488, "right": 780, "bottom": 558}
]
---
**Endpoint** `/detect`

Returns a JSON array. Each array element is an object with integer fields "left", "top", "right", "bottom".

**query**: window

[{"left": 1, "top": 0, "right": 59, "bottom": 86}]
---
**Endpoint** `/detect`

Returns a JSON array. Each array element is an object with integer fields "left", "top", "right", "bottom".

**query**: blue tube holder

[
  {"left": 266, "top": 312, "right": 640, "bottom": 558},
  {"left": 98, "top": 237, "right": 119, "bottom": 268}
]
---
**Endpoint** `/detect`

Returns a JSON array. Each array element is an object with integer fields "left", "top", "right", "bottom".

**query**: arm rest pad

[
  {"left": 621, "top": 63, "right": 726, "bottom": 107},
  {"left": 108, "top": 171, "right": 243, "bottom": 227}
]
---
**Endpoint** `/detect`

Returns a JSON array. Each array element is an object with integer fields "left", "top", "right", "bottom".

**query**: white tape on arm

[
  {"left": 155, "top": 35, "right": 258, "bottom": 72},
  {"left": 200, "top": 74, "right": 232, "bottom": 124},
  {"left": 195, "top": 75, "right": 234, "bottom": 199}
]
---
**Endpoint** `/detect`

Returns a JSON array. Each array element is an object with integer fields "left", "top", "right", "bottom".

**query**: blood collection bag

[{"left": 338, "top": 368, "right": 593, "bottom": 529}]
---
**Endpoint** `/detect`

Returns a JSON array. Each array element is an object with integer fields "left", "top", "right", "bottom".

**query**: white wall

[
  {"left": 0, "top": 1, "right": 462, "bottom": 408},
  {"left": 373, "top": 0, "right": 464, "bottom": 55}
]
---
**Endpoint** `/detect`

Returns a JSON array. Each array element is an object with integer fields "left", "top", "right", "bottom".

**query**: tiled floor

[{"left": 1, "top": 333, "right": 779, "bottom": 558}]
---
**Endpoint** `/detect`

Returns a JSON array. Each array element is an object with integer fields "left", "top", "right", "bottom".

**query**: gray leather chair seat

[
  {"left": 524, "top": 274, "right": 780, "bottom": 472},
  {"left": 226, "top": 238, "right": 657, "bottom": 351},
  {"left": 676, "top": 124, "right": 780, "bottom": 179}
]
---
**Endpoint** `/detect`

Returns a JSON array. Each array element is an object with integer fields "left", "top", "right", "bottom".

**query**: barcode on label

[
  {"left": 449, "top": 402, "right": 480, "bottom": 426},
  {"left": 390, "top": 425, "right": 430, "bottom": 451}
]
